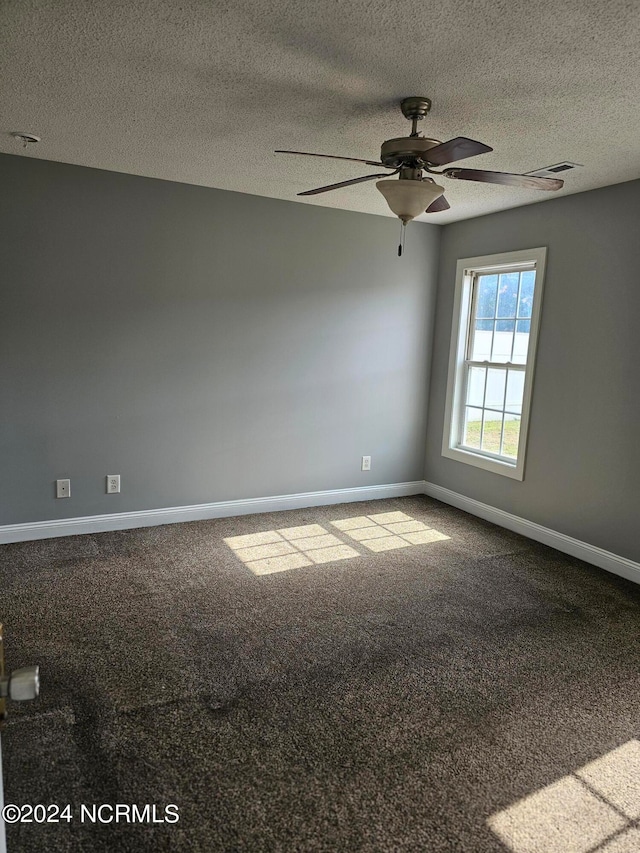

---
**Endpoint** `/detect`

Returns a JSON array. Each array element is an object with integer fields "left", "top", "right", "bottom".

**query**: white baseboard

[
  {"left": 4, "top": 480, "right": 639, "bottom": 588},
  {"left": 0, "top": 481, "right": 426, "bottom": 544},
  {"left": 424, "top": 481, "right": 640, "bottom": 586}
]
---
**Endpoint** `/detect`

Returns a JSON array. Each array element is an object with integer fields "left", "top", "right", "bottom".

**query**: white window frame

[{"left": 441, "top": 247, "right": 547, "bottom": 480}]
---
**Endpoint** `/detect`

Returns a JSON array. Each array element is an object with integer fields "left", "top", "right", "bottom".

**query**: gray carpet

[{"left": 1, "top": 495, "right": 639, "bottom": 852}]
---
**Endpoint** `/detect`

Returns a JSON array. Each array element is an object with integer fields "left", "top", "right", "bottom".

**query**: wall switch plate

[
  {"left": 361, "top": 456, "right": 371, "bottom": 471},
  {"left": 56, "top": 479, "right": 71, "bottom": 498},
  {"left": 106, "top": 474, "right": 121, "bottom": 494}
]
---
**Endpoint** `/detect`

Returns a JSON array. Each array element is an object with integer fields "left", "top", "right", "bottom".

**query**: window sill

[{"left": 441, "top": 445, "right": 524, "bottom": 480}]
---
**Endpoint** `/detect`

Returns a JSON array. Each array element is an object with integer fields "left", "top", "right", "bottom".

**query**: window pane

[
  {"left": 481, "top": 410, "right": 503, "bottom": 454},
  {"left": 497, "top": 272, "right": 519, "bottom": 318},
  {"left": 505, "top": 370, "right": 525, "bottom": 414},
  {"left": 517, "top": 271, "right": 535, "bottom": 318},
  {"left": 476, "top": 274, "right": 498, "bottom": 318},
  {"left": 491, "top": 320, "right": 515, "bottom": 362},
  {"left": 466, "top": 366, "right": 485, "bottom": 407},
  {"left": 463, "top": 407, "right": 483, "bottom": 448},
  {"left": 485, "top": 367, "right": 506, "bottom": 410},
  {"left": 470, "top": 323, "right": 493, "bottom": 361},
  {"left": 502, "top": 415, "right": 521, "bottom": 458},
  {"left": 512, "top": 324, "right": 530, "bottom": 364}
]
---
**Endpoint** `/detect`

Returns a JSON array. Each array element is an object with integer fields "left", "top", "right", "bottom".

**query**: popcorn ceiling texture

[{"left": 1, "top": 0, "right": 639, "bottom": 222}]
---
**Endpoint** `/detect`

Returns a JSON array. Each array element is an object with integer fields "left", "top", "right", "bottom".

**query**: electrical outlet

[
  {"left": 361, "top": 456, "right": 371, "bottom": 471},
  {"left": 56, "top": 479, "right": 71, "bottom": 498},
  {"left": 106, "top": 474, "right": 121, "bottom": 494}
]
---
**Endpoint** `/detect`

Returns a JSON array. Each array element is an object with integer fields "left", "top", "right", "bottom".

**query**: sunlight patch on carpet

[
  {"left": 225, "top": 514, "right": 450, "bottom": 575},
  {"left": 488, "top": 740, "right": 640, "bottom": 853},
  {"left": 224, "top": 524, "right": 359, "bottom": 575},
  {"left": 330, "top": 512, "right": 450, "bottom": 552}
]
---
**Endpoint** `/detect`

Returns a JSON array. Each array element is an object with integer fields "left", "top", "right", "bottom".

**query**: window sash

[
  {"left": 458, "top": 362, "right": 525, "bottom": 461},
  {"left": 466, "top": 269, "right": 534, "bottom": 365}
]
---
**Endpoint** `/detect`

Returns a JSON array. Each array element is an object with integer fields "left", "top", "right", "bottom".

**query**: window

[{"left": 441, "top": 247, "right": 546, "bottom": 480}]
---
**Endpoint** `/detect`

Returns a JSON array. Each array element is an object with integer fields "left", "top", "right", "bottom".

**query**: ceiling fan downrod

[{"left": 400, "top": 97, "right": 432, "bottom": 138}]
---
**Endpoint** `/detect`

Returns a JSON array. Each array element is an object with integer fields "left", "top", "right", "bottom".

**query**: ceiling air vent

[{"left": 526, "top": 162, "right": 582, "bottom": 178}]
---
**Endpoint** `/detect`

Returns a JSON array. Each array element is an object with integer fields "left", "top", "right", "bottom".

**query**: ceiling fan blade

[
  {"left": 275, "top": 149, "right": 390, "bottom": 168},
  {"left": 425, "top": 137, "right": 493, "bottom": 166},
  {"left": 444, "top": 168, "right": 563, "bottom": 190},
  {"left": 425, "top": 195, "right": 450, "bottom": 213},
  {"left": 297, "top": 172, "right": 393, "bottom": 196}
]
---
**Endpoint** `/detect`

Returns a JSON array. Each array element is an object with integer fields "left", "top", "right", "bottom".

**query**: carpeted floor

[{"left": 1, "top": 495, "right": 639, "bottom": 852}]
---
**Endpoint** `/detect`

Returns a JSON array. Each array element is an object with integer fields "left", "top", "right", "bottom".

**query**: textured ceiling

[{"left": 1, "top": 0, "right": 640, "bottom": 223}]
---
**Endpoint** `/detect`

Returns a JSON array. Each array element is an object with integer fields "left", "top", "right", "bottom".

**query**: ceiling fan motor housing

[{"left": 380, "top": 137, "right": 442, "bottom": 168}]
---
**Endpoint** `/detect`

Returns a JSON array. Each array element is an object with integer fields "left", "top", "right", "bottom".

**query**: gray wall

[
  {"left": 426, "top": 179, "right": 640, "bottom": 563},
  {"left": 0, "top": 153, "right": 440, "bottom": 525}
]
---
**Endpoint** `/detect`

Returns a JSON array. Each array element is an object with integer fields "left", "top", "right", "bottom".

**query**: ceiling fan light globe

[{"left": 376, "top": 179, "right": 444, "bottom": 223}]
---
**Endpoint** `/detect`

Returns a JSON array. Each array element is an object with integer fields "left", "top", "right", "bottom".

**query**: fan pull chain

[{"left": 398, "top": 221, "right": 407, "bottom": 257}]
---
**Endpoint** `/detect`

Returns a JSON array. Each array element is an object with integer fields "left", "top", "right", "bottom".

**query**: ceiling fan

[{"left": 276, "top": 97, "right": 564, "bottom": 229}]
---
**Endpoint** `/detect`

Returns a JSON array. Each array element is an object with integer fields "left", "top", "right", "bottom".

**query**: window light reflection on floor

[
  {"left": 224, "top": 524, "right": 359, "bottom": 575},
  {"left": 224, "top": 512, "right": 450, "bottom": 576},
  {"left": 487, "top": 739, "right": 640, "bottom": 853},
  {"left": 331, "top": 511, "right": 450, "bottom": 551}
]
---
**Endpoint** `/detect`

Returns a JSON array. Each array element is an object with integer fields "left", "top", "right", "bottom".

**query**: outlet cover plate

[
  {"left": 106, "top": 475, "right": 121, "bottom": 494},
  {"left": 56, "top": 479, "right": 71, "bottom": 498}
]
